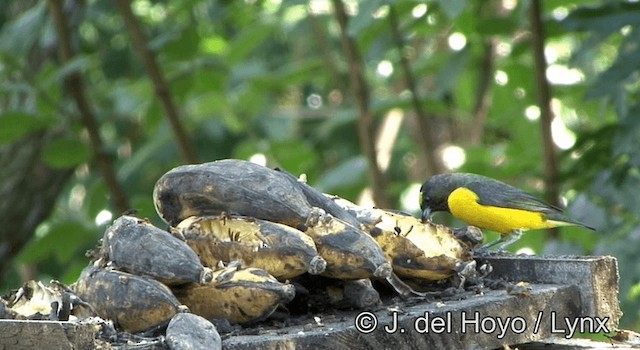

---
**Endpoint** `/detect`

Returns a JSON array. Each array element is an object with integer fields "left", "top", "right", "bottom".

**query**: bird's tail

[{"left": 546, "top": 213, "right": 596, "bottom": 231}]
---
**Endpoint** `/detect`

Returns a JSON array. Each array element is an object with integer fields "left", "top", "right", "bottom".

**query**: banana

[
  {"left": 171, "top": 263, "right": 295, "bottom": 324},
  {"left": 153, "top": 160, "right": 315, "bottom": 227},
  {"left": 301, "top": 209, "right": 392, "bottom": 280},
  {"left": 73, "top": 265, "right": 183, "bottom": 333},
  {"left": 100, "top": 215, "right": 213, "bottom": 285},
  {"left": 174, "top": 215, "right": 326, "bottom": 280},
  {"left": 331, "top": 197, "right": 479, "bottom": 281}
]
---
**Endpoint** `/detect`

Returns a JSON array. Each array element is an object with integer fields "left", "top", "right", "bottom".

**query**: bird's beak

[{"left": 421, "top": 207, "right": 432, "bottom": 223}]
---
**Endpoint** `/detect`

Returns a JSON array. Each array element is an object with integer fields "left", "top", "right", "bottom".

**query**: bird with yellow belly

[{"left": 419, "top": 173, "right": 595, "bottom": 251}]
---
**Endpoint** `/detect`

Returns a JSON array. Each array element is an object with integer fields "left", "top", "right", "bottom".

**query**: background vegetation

[{"left": 1, "top": 0, "right": 639, "bottom": 329}]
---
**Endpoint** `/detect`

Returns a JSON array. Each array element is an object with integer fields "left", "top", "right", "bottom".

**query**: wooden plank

[
  {"left": 476, "top": 255, "right": 621, "bottom": 331},
  {"left": 0, "top": 256, "right": 621, "bottom": 349},
  {"left": 222, "top": 284, "right": 583, "bottom": 350},
  {"left": 0, "top": 320, "right": 95, "bottom": 350}
]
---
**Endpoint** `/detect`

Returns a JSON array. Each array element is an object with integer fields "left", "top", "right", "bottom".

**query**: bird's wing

[{"left": 464, "top": 179, "right": 563, "bottom": 215}]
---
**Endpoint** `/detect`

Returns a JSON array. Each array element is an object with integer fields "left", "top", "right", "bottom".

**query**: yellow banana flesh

[
  {"left": 172, "top": 264, "right": 295, "bottom": 324},
  {"left": 175, "top": 215, "right": 326, "bottom": 280}
]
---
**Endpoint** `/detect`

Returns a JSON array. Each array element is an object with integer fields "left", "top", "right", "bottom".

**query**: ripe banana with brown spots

[
  {"left": 174, "top": 215, "right": 326, "bottom": 280},
  {"left": 331, "top": 197, "right": 480, "bottom": 281},
  {"left": 73, "top": 265, "right": 183, "bottom": 333},
  {"left": 99, "top": 215, "right": 213, "bottom": 285},
  {"left": 301, "top": 209, "right": 392, "bottom": 281},
  {"left": 171, "top": 263, "right": 295, "bottom": 324}
]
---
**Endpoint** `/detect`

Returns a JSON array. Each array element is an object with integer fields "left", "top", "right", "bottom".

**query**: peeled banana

[
  {"left": 302, "top": 209, "right": 391, "bottom": 280},
  {"left": 175, "top": 215, "right": 326, "bottom": 280},
  {"left": 171, "top": 264, "right": 295, "bottom": 324},
  {"left": 100, "top": 215, "right": 213, "bottom": 285},
  {"left": 331, "top": 197, "right": 479, "bottom": 281},
  {"left": 73, "top": 265, "right": 183, "bottom": 333}
]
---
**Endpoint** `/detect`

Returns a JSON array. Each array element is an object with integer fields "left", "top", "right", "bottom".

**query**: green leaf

[
  {"left": 42, "top": 136, "right": 92, "bottom": 169},
  {"left": 270, "top": 140, "right": 319, "bottom": 175},
  {"left": 585, "top": 30, "right": 640, "bottom": 99},
  {"left": 476, "top": 17, "right": 517, "bottom": 36},
  {"left": 225, "top": 23, "right": 276, "bottom": 63},
  {"left": 560, "top": 2, "right": 640, "bottom": 35},
  {"left": 314, "top": 156, "right": 367, "bottom": 194},
  {"left": 0, "top": 112, "right": 49, "bottom": 144},
  {"left": 0, "top": 2, "right": 46, "bottom": 56},
  {"left": 438, "top": 0, "right": 467, "bottom": 20},
  {"left": 347, "top": 0, "right": 384, "bottom": 37},
  {"left": 18, "top": 220, "right": 96, "bottom": 264},
  {"left": 434, "top": 47, "right": 471, "bottom": 97}
]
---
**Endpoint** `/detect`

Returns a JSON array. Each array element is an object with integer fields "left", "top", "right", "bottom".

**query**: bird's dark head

[{"left": 420, "top": 173, "right": 463, "bottom": 222}]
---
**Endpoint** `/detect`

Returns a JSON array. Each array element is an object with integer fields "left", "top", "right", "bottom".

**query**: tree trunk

[{"left": 0, "top": 131, "right": 74, "bottom": 280}]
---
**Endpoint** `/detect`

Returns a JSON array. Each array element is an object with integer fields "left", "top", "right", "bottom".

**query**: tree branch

[
  {"left": 388, "top": 5, "right": 444, "bottom": 175},
  {"left": 115, "top": 0, "right": 198, "bottom": 164},
  {"left": 469, "top": 39, "right": 496, "bottom": 145},
  {"left": 47, "top": 0, "right": 130, "bottom": 214},
  {"left": 331, "top": 0, "right": 390, "bottom": 207},
  {"left": 530, "top": 0, "right": 560, "bottom": 238},
  {"left": 308, "top": 11, "right": 345, "bottom": 94}
]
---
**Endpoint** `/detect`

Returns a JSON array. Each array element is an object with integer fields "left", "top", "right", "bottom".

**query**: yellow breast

[{"left": 447, "top": 187, "right": 557, "bottom": 234}]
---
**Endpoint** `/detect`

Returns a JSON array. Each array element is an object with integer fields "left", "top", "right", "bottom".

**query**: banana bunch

[
  {"left": 154, "top": 160, "right": 392, "bottom": 282},
  {"left": 174, "top": 214, "right": 326, "bottom": 280},
  {"left": 172, "top": 263, "right": 295, "bottom": 324},
  {"left": 1, "top": 157, "right": 488, "bottom": 346}
]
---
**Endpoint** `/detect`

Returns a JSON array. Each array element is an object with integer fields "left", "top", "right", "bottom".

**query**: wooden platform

[{"left": 0, "top": 255, "right": 622, "bottom": 350}]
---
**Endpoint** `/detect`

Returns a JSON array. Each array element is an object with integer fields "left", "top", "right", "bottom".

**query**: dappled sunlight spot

[
  {"left": 309, "top": 0, "right": 331, "bottom": 15},
  {"left": 400, "top": 183, "right": 422, "bottom": 214},
  {"left": 376, "top": 108, "right": 404, "bottom": 171},
  {"left": 494, "top": 70, "right": 508, "bottom": 86},
  {"left": 264, "top": 0, "right": 283, "bottom": 14},
  {"left": 496, "top": 42, "right": 511, "bottom": 57},
  {"left": 132, "top": 0, "right": 166, "bottom": 22},
  {"left": 448, "top": 32, "right": 467, "bottom": 51},
  {"left": 439, "top": 144, "right": 466, "bottom": 171},
  {"left": 357, "top": 187, "right": 375, "bottom": 208},
  {"left": 412, "top": 4, "right": 428, "bottom": 18},
  {"left": 502, "top": 0, "right": 517, "bottom": 11},
  {"left": 248, "top": 153, "right": 267, "bottom": 166},
  {"left": 551, "top": 117, "right": 576, "bottom": 150},
  {"left": 69, "top": 184, "right": 86, "bottom": 211},
  {"left": 95, "top": 210, "right": 113, "bottom": 226},
  {"left": 550, "top": 99, "right": 577, "bottom": 150},
  {"left": 201, "top": 36, "right": 228, "bottom": 55},
  {"left": 515, "top": 247, "right": 535, "bottom": 255},
  {"left": 525, "top": 105, "right": 540, "bottom": 121},
  {"left": 546, "top": 64, "right": 584, "bottom": 85},
  {"left": 376, "top": 60, "right": 394, "bottom": 78},
  {"left": 283, "top": 4, "right": 306, "bottom": 23},
  {"left": 35, "top": 223, "right": 50, "bottom": 239},
  {"left": 427, "top": 14, "right": 438, "bottom": 26},
  {"left": 306, "top": 94, "right": 323, "bottom": 109},
  {"left": 544, "top": 47, "right": 558, "bottom": 64},
  {"left": 551, "top": 6, "right": 569, "bottom": 20},
  {"left": 373, "top": 5, "right": 389, "bottom": 19}
]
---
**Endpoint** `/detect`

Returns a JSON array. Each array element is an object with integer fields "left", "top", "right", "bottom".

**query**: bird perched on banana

[{"left": 420, "top": 173, "right": 595, "bottom": 251}]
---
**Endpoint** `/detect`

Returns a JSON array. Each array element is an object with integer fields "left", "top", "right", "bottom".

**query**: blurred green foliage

[{"left": 1, "top": 0, "right": 639, "bottom": 329}]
